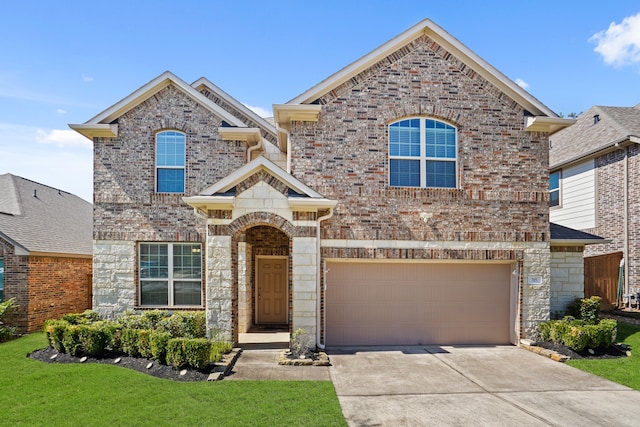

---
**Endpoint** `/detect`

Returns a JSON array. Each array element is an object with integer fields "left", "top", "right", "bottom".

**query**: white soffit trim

[
  {"left": 287, "top": 19, "right": 557, "bottom": 118},
  {"left": 198, "top": 156, "right": 324, "bottom": 198},
  {"left": 218, "top": 127, "right": 261, "bottom": 144},
  {"left": 525, "top": 116, "right": 576, "bottom": 134},
  {"left": 273, "top": 104, "right": 322, "bottom": 127},
  {"left": 192, "top": 77, "right": 277, "bottom": 135},
  {"left": 72, "top": 71, "right": 245, "bottom": 129},
  {"left": 68, "top": 123, "right": 118, "bottom": 139}
]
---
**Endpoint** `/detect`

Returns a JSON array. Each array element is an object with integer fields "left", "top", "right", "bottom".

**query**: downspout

[
  {"left": 246, "top": 138, "right": 263, "bottom": 163},
  {"left": 316, "top": 208, "right": 334, "bottom": 350},
  {"left": 624, "top": 145, "right": 629, "bottom": 306}
]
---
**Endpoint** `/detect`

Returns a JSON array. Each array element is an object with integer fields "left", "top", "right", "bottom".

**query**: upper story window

[
  {"left": 549, "top": 171, "right": 560, "bottom": 207},
  {"left": 389, "top": 118, "right": 457, "bottom": 188},
  {"left": 156, "top": 131, "right": 186, "bottom": 193}
]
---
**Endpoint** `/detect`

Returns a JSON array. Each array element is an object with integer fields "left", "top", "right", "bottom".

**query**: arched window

[
  {"left": 156, "top": 131, "right": 186, "bottom": 193},
  {"left": 389, "top": 118, "right": 457, "bottom": 188}
]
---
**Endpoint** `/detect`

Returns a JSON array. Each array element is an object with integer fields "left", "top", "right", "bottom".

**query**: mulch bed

[
  {"left": 28, "top": 346, "right": 216, "bottom": 382},
  {"left": 535, "top": 341, "right": 630, "bottom": 360}
]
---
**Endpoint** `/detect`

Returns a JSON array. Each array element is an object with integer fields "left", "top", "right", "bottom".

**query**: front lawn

[
  {"left": 0, "top": 333, "right": 346, "bottom": 427},
  {"left": 567, "top": 321, "right": 640, "bottom": 390}
]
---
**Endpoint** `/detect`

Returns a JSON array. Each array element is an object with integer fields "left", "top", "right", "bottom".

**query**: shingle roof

[
  {"left": 0, "top": 174, "right": 92, "bottom": 256},
  {"left": 550, "top": 222, "right": 605, "bottom": 244},
  {"left": 549, "top": 104, "right": 640, "bottom": 168}
]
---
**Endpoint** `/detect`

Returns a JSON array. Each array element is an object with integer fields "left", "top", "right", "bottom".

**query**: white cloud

[
  {"left": 82, "top": 74, "right": 94, "bottom": 83},
  {"left": 590, "top": 12, "right": 640, "bottom": 67},
  {"left": 0, "top": 123, "right": 93, "bottom": 201},
  {"left": 56, "top": 108, "right": 67, "bottom": 115},
  {"left": 244, "top": 104, "right": 272, "bottom": 118},
  {"left": 515, "top": 78, "right": 529, "bottom": 89},
  {"left": 36, "top": 128, "right": 92, "bottom": 148}
]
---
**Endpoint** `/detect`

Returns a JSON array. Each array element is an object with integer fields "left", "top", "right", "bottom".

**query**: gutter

[
  {"left": 316, "top": 208, "right": 334, "bottom": 350},
  {"left": 246, "top": 137, "right": 263, "bottom": 163}
]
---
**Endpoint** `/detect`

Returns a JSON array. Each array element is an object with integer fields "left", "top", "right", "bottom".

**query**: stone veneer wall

[
  {"left": 92, "top": 240, "right": 135, "bottom": 319},
  {"left": 550, "top": 246, "right": 585, "bottom": 316}
]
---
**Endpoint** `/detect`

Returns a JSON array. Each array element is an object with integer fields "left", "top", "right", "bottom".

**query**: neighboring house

[
  {"left": 70, "top": 19, "right": 579, "bottom": 347},
  {"left": 0, "top": 174, "right": 93, "bottom": 333},
  {"left": 550, "top": 105, "right": 640, "bottom": 308}
]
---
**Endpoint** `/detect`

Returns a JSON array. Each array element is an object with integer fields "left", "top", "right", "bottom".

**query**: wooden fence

[{"left": 584, "top": 252, "right": 623, "bottom": 310}]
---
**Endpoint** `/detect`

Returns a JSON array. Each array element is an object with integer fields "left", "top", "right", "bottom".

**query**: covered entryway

[
  {"left": 256, "top": 256, "right": 288, "bottom": 324},
  {"left": 325, "top": 261, "right": 516, "bottom": 346}
]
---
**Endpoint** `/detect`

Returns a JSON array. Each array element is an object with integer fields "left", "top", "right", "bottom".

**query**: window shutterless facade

[
  {"left": 550, "top": 171, "right": 560, "bottom": 207},
  {"left": 156, "top": 131, "right": 186, "bottom": 193},
  {"left": 389, "top": 118, "right": 457, "bottom": 188},
  {"left": 139, "top": 243, "right": 202, "bottom": 307}
]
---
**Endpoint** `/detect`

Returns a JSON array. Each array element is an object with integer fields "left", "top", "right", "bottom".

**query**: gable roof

[
  {"left": 285, "top": 19, "right": 563, "bottom": 122},
  {"left": 183, "top": 156, "right": 337, "bottom": 212},
  {"left": 550, "top": 104, "right": 640, "bottom": 168},
  {"left": 0, "top": 174, "right": 92, "bottom": 256},
  {"left": 550, "top": 222, "right": 607, "bottom": 245},
  {"left": 70, "top": 71, "right": 248, "bottom": 140}
]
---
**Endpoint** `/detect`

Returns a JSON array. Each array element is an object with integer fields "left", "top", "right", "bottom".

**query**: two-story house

[
  {"left": 550, "top": 105, "right": 640, "bottom": 308},
  {"left": 71, "top": 19, "right": 577, "bottom": 347}
]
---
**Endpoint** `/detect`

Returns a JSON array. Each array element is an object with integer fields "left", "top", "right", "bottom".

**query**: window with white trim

[
  {"left": 156, "top": 131, "right": 186, "bottom": 193},
  {"left": 389, "top": 118, "right": 457, "bottom": 188},
  {"left": 139, "top": 243, "right": 202, "bottom": 307},
  {"left": 550, "top": 171, "right": 560, "bottom": 207}
]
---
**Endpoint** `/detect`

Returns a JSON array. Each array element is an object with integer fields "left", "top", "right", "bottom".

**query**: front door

[{"left": 256, "top": 256, "right": 288, "bottom": 324}]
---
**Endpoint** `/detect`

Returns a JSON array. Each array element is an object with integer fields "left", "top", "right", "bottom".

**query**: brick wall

[
  {"left": 584, "top": 145, "right": 640, "bottom": 291},
  {"left": 0, "top": 235, "right": 92, "bottom": 333},
  {"left": 93, "top": 84, "right": 247, "bottom": 242},
  {"left": 26, "top": 256, "right": 92, "bottom": 332},
  {"left": 288, "top": 34, "right": 549, "bottom": 243}
]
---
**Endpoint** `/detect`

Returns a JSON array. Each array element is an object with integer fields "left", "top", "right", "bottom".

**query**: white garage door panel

[{"left": 326, "top": 262, "right": 512, "bottom": 346}]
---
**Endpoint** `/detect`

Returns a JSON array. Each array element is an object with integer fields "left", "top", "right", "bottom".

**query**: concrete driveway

[{"left": 327, "top": 345, "right": 640, "bottom": 426}]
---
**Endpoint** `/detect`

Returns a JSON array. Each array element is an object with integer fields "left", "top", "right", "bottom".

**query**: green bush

[
  {"left": 80, "top": 321, "right": 114, "bottom": 357},
  {"left": 62, "top": 310, "right": 101, "bottom": 325},
  {"left": 0, "top": 298, "right": 19, "bottom": 342},
  {"left": 210, "top": 339, "right": 233, "bottom": 363},
  {"left": 137, "top": 329, "right": 153, "bottom": 359},
  {"left": 538, "top": 316, "right": 618, "bottom": 352},
  {"left": 157, "top": 312, "right": 206, "bottom": 338},
  {"left": 166, "top": 338, "right": 212, "bottom": 370},
  {"left": 44, "top": 319, "right": 69, "bottom": 352},
  {"left": 579, "top": 296, "right": 601, "bottom": 324},
  {"left": 149, "top": 331, "right": 172, "bottom": 364},
  {"left": 62, "top": 325, "right": 83, "bottom": 357},
  {"left": 121, "top": 328, "right": 140, "bottom": 357}
]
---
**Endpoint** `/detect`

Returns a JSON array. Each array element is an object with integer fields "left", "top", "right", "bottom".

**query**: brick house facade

[
  {"left": 550, "top": 105, "right": 640, "bottom": 302},
  {"left": 0, "top": 174, "right": 92, "bottom": 333},
  {"left": 72, "top": 19, "right": 577, "bottom": 346}
]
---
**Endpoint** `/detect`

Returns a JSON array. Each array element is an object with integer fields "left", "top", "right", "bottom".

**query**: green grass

[
  {"left": 567, "top": 321, "right": 640, "bottom": 390},
  {"left": 0, "top": 334, "right": 346, "bottom": 427}
]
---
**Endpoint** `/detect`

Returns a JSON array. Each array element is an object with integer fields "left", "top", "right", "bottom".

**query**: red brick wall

[
  {"left": 288, "top": 34, "right": 549, "bottom": 243},
  {"left": 0, "top": 238, "right": 28, "bottom": 332},
  {"left": 26, "top": 256, "right": 92, "bottom": 333}
]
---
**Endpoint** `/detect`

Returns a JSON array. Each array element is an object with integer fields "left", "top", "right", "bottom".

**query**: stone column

[
  {"left": 521, "top": 243, "right": 551, "bottom": 339},
  {"left": 92, "top": 240, "right": 135, "bottom": 319},
  {"left": 291, "top": 236, "right": 318, "bottom": 343},
  {"left": 206, "top": 235, "right": 233, "bottom": 341}
]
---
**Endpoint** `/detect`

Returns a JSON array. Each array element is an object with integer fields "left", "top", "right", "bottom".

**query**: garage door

[{"left": 325, "top": 262, "right": 514, "bottom": 346}]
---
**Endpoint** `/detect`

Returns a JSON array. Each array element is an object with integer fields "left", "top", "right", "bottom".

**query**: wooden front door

[{"left": 256, "top": 256, "right": 288, "bottom": 324}]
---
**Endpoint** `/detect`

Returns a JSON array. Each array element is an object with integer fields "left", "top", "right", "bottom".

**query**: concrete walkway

[{"left": 328, "top": 345, "right": 640, "bottom": 426}]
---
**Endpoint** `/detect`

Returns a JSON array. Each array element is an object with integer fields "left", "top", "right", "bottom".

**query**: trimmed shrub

[
  {"left": 44, "top": 319, "right": 69, "bottom": 352},
  {"left": 166, "top": 338, "right": 212, "bottom": 370},
  {"left": 121, "top": 328, "right": 140, "bottom": 357},
  {"left": 538, "top": 316, "right": 618, "bottom": 352},
  {"left": 149, "top": 331, "right": 172, "bottom": 364},
  {"left": 62, "top": 310, "right": 101, "bottom": 325},
  {"left": 137, "top": 329, "right": 153, "bottom": 359},
  {"left": 62, "top": 325, "right": 83, "bottom": 357},
  {"left": 157, "top": 311, "right": 206, "bottom": 338},
  {"left": 140, "top": 310, "right": 168, "bottom": 330},
  {"left": 579, "top": 296, "right": 601, "bottom": 324},
  {"left": 80, "top": 321, "right": 114, "bottom": 357}
]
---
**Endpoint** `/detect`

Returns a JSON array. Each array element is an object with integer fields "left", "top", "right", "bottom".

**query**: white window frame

[
  {"left": 155, "top": 130, "right": 186, "bottom": 194},
  {"left": 138, "top": 242, "right": 202, "bottom": 307},
  {"left": 388, "top": 117, "right": 458, "bottom": 188}
]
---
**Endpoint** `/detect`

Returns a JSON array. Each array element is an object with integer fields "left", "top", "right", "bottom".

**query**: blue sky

[{"left": 1, "top": 0, "right": 639, "bottom": 202}]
